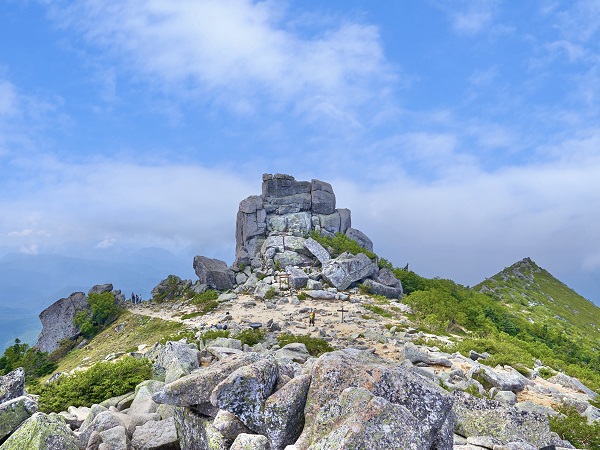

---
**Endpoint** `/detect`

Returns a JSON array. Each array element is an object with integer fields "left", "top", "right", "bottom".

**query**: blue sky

[{"left": 1, "top": 1, "right": 600, "bottom": 304}]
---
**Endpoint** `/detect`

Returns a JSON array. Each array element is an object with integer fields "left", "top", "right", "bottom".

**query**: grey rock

[
  {"left": 173, "top": 406, "right": 227, "bottom": 450},
  {"left": 153, "top": 353, "right": 262, "bottom": 407},
  {"left": 345, "top": 228, "right": 373, "bottom": 252},
  {"left": 263, "top": 374, "right": 311, "bottom": 450},
  {"left": 296, "top": 349, "right": 454, "bottom": 450},
  {"left": 452, "top": 391, "right": 554, "bottom": 448},
  {"left": 493, "top": 391, "right": 517, "bottom": 405},
  {"left": 305, "top": 279, "right": 322, "bottom": 290},
  {"left": 204, "top": 338, "right": 243, "bottom": 351},
  {"left": 230, "top": 433, "right": 270, "bottom": 450},
  {"left": 304, "top": 290, "right": 336, "bottom": 300},
  {"left": 129, "top": 381, "right": 165, "bottom": 416},
  {"left": 303, "top": 238, "right": 331, "bottom": 265},
  {"left": 0, "top": 412, "right": 78, "bottom": 450},
  {"left": 88, "top": 284, "right": 113, "bottom": 296},
  {"left": 362, "top": 279, "right": 403, "bottom": 299},
  {"left": 286, "top": 267, "right": 308, "bottom": 289},
  {"left": 548, "top": 372, "right": 598, "bottom": 399},
  {"left": 375, "top": 268, "right": 401, "bottom": 288},
  {"left": 193, "top": 256, "right": 234, "bottom": 291},
  {"left": 36, "top": 291, "right": 90, "bottom": 353},
  {"left": 213, "top": 409, "right": 251, "bottom": 442},
  {"left": 467, "top": 364, "right": 528, "bottom": 392},
  {"left": 583, "top": 405, "right": 600, "bottom": 424},
  {"left": 321, "top": 252, "right": 376, "bottom": 290},
  {"left": 310, "top": 179, "right": 336, "bottom": 215},
  {"left": 337, "top": 208, "right": 351, "bottom": 234},
  {"left": 317, "top": 212, "right": 342, "bottom": 235},
  {"left": 98, "top": 425, "right": 129, "bottom": 450},
  {"left": 210, "top": 357, "right": 279, "bottom": 431},
  {"left": 146, "top": 341, "right": 200, "bottom": 383},
  {"left": 131, "top": 416, "right": 179, "bottom": 450},
  {"left": 275, "top": 343, "right": 311, "bottom": 364},
  {"left": 0, "top": 368, "right": 25, "bottom": 404},
  {"left": 0, "top": 396, "right": 38, "bottom": 441}
]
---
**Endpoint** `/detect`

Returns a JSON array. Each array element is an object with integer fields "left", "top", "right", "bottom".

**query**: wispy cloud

[
  {"left": 433, "top": 0, "right": 500, "bottom": 36},
  {"left": 49, "top": 0, "right": 395, "bottom": 127}
]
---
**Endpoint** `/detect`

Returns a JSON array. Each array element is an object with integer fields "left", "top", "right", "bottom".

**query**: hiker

[
  {"left": 309, "top": 309, "right": 316, "bottom": 326},
  {"left": 131, "top": 292, "right": 135, "bottom": 303}
]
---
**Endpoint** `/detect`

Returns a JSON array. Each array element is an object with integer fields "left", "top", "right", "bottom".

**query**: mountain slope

[{"left": 476, "top": 257, "right": 600, "bottom": 347}]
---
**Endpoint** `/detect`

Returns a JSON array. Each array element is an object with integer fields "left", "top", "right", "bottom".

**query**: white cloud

[
  {"left": 0, "top": 80, "right": 18, "bottom": 117},
  {"left": 434, "top": 0, "right": 499, "bottom": 36},
  {"left": 50, "top": 0, "right": 394, "bottom": 126}
]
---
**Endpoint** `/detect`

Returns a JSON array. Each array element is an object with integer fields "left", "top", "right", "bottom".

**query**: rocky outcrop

[
  {"left": 235, "top": 174, "right": 369, "bottom": 267},
  {"left": 193, "top": 256, "right": 235, "bottom": 291},
  {"left": 0, "top": 369, "right": 25, "bottom": 405},
  {"left": 35, "top": 292, "right": 90, "bottom": 354},
  {"left": 35, "top": 284, "right": 126, "bottom": 354}
]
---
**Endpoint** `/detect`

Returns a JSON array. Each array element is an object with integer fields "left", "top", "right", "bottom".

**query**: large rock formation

[
  {"left": 35, "top": 284, "right": 125, "bottom": 354},
  {"left": 35, "top": 292, "right": 89, "bottom": 354},
  {"left": 234, "top": 174, "right": 367, "bottom": 267}
]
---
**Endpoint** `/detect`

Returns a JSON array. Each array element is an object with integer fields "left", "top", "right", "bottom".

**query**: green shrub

[
  {"left": 32, "top": 357, "right": 152, "bottom": 413},
  {"left": 276, "top": 333, "right": 334, "bottom": 356},
  {"left": 48, "top": 337, "right": 84, "bottom": 363},
  {"left": 153, "top": 275, "right": 186, "bottom": 303},
  {"left": 264, "top": 288, "right": 277, "bottom": 300},
  {"left": 74, "top": 292, "right": 123, "bottom": 339},
  {"left": 537, "top": 367, "right": 556, "bottom": 379},
  {"left": 363, "top": 304, "right": 393, "bottom": 319},
  {"left": 197, "top": 329, "right": 231, "bottom": 343},
  {"left": 191, "top": 290, "right": 219, "bottom": 304},
  {"left": 310, "top": 231, "right": 376, "bottom": 259},
  {"left": 297, "top": 292, "right": 308, "bottom": 300},
  {"left": 549, "top": 406, "right": 600, "bottom": 449},
  {"left": 234, "top": 328, "right": 266, "bottom": 347},
  {"left": 158, "top": 331, "right": 197, "bottom": 346}
]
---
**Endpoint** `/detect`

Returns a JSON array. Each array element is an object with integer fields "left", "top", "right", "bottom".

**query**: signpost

[{"left": 337, "top": 305, "right": 348, "bottom": 323}]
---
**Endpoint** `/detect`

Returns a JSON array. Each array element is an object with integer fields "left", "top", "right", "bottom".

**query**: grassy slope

[
  {"left": 48, "top": 311, "right": 185, "bottom": 379},
  {"left": 475, "top": 257, "right": 600, "bottom": 344}
]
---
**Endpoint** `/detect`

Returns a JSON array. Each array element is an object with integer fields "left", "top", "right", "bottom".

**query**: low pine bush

[
  {"left": 276, "top": 333, "right": 334, "bottom": 356},
  {"left": 32, "top": 357, "right": 151, "bottom": 413}
]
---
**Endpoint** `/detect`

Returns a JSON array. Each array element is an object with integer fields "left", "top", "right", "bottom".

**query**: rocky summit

[{"left": 235, "top": 173, "right": 371, "bottom": 267}]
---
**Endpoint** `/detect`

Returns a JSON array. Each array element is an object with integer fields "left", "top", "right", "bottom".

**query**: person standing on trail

[{"left": 309, "top": 309, "right": 316, "bottom": 326}]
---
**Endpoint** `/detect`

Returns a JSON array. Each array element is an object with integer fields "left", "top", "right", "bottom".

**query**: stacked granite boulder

[{"left": 235, "top": 174, "right": 370, "bottom": 267}]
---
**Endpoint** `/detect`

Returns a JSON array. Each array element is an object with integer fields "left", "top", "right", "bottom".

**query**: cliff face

[
  {"left": 234, "top": 173, "right": 370, "bottom": 267},
  {"left": 35, "top": 292, "right": 89, "bottom": 354}
]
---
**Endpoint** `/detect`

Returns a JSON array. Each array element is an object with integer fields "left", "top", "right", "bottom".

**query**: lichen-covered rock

[
  {"left": 213, "top": 410, "right": 252, "bottom": 442},
  {"left": 306, "top": 387, "right": 429, "bottom": 450},
  {"left": 35, "top": 292, "right": 90, "bottom": 353},
  {"left": 146, "top": 341, "right": 200, "bottom": 383},
  {"left": 230, "top": 433, "right": 270, "bottom": 450},
  {"left": 174, "top": 406, "right": 226, "bottom": 450},
  {"left": 0, "top": 396, "right": 38, "bottom": 441},
  {"left": 153, "top": 353, "right": 262, "bottom": 407},
  {"left": 131, "top": 416, "right": 179, "bottom": 450},
  {"left": 452, "top": 391, "right": 555, "bottom": 448},
  {"left": 76, "top": 410, "right": 130, "bottom": 448},
  {"left": 88, "top": 284, "right": 113, "bottom": 296},
  {"left": 262, "top": 374, "right": 311, "bottom": 450},
  {"left": 466, "top": 364, "right": 529, "bottom": 393},
  {"left": 0, "top": 368, "right": 25, "bottom": 404},
  {"left": 193, "top": 256, "right": 234, "bottom": 291},
  {"left": 128, "top": 380, "right": 165, "bottom": 416},
  {"left": 98, "top": 425, "right": 129, "bottom": 450},
  {"left": 0, "top": 412, "right": 78, "bottom": 450},
  {"left": 296, "top": 348, "right": 454, "bottom": 450},
  {"left": 321, "top": 252, "right": 376, "bottom": 290},
  {"left": 210, "top": 358, "right": 278, "bottom": 431}
]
